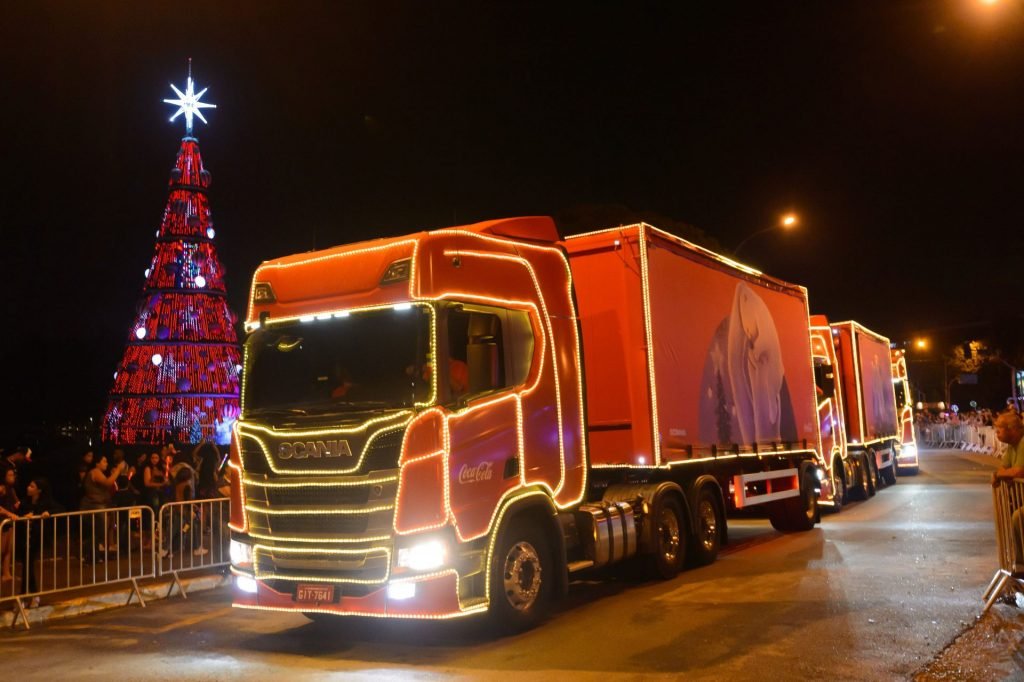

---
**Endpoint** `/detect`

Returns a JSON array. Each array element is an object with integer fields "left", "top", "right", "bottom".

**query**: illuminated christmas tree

[{"left": 102, "top": 63, "right": 240, "bottom": 446}]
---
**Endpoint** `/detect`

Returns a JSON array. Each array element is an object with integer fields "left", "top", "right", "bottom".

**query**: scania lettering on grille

[{"left": 278, "top": 440, "right": 353, "bottom": 459}]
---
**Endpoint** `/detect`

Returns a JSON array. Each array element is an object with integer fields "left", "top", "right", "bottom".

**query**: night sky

[{"left": 3, "top": 1, "right": 1024, "bottom": 435}]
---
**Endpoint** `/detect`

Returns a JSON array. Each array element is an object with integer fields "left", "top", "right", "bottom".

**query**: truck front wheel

[{"left": 489, "top": 517, "right": 552, "bottom": 632}]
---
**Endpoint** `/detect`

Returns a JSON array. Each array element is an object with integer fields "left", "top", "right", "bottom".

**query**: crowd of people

[
  {"left": 914, "top": 407, "right": 999, "bottom": 428},
  {"left": 0, "top": 441, "right": 232, "bottom": 605}
]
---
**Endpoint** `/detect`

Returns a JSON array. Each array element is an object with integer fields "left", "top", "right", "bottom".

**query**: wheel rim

[
  {"left": 657, "top": 506, "right": 681, "bottom": 563},
  {"left": 833, "top": 472, "right": 844, "bottom": 506},
  {"left": 502, "top": 541, "right": 542, "bottom": 612},
  {"left": 698, "top": 500, "right": 717, "bottom": 552}
]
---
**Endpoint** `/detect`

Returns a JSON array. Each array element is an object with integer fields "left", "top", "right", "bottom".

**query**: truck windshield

[
  {"left": 894, "top": 380, "right": 907, "bottom": 409},
  {"left": 243, "top": 304, "right": 433, "bottom": 415}
]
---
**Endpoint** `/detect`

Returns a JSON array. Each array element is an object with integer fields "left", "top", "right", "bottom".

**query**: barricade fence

[
  {"left": 0, "top": 498, "right": 229, "bottom": 629},
  {"left": 982, "top": 478, "right": 1024, "bottom": 614},
  {"left": 918, "top": 423, "right": 1007, "bottom": 457},
  {"left": 158, "top": 498, "right": 231, "bottom": 598}
]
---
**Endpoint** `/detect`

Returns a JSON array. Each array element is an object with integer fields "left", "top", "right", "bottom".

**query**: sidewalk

[
  {"left": 912, "top": 447, "right": 1024, "bottom": 679},
  {"left": 1, "top": 569, "right": 229, "bottom": 629}
]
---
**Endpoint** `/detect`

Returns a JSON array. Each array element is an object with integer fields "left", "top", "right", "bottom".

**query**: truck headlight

[
  {"left": 230, "top": 539, "right": 254, "bottom": 568},
  {"left": 396, "top": 539, "right": 447, "bottom": 572},
  {"left": 387, "top": 582, "right": 417, "bottom": 600},
  {"left": 235, "top": 575, "right": 258, "bottom": 594},
  {"left": 900, "top": 444, "right": 918, "bottom": 463}
]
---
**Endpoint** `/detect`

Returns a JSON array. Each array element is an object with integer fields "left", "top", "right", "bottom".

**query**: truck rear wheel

[
  {"left": 488, "top": 517, "right": 552, "bottom": 633},
  {"left": 689, "top": 488, "right": 722, "bottom": 567},
  {"left": 865, "top": 454, "right": 878, "bottom": 497},
  {"left": 828, "top": 463, "right": 846, "bottom": 513},
  {"left": 644, "top": 495, "right": 687, "bottom": 579},
  {"left": 769, "top": 470, "right": 818, "bottom": 532},
  {"left": 849, "top": 454, "right": 870, "bottom": 501},
  {"left": 881, "top": 462, "right": 897, "bottom": 486}
]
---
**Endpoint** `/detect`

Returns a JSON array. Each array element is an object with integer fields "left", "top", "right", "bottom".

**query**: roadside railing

[
  {"left": 158, "top": 498, "right": 230, "bottom": 598},
  {"left": 0, "top": 498, "right": 230, "bottom": 629},
  {"left": 918, "top": 424, "right": 1006, "bottom": 457},
  {"left": 982, "top": 478, "right": 1024, "bottom": 615}
]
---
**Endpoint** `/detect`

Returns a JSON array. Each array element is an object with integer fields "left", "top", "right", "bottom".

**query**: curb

[{"left": 1, "top": 571, "right": 230, "bottom": 629}]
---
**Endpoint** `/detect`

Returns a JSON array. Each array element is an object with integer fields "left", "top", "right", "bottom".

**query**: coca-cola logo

[{"left": 458, "top": 461, "right": 494, "bottom": 484}]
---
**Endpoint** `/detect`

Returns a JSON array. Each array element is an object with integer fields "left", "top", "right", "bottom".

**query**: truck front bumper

[{"left": 231, "top": 570, "right": 484, "bottom": 620}]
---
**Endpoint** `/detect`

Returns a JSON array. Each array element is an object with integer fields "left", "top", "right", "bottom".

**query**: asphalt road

[{"left": 0, "top": 449, "right": 1008, "bottom": 681}]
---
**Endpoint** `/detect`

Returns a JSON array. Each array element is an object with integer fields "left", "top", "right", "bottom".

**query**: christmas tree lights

[{"left": 102, "top": 64, "right": 240, "bottom": 446}]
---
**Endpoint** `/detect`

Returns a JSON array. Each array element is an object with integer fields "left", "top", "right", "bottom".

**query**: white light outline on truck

[
  {"left": 810, "top": 323, "right": 849, "bottom": 468},
  {"left": 251, "top": 545, "right": 393, "bottom": 585},
  {"left": 232, "top": 566, "right": 488, "bottom": 620},
  {"left": 426, "top": 227, "right": 588, "bottom": 505},
  {"left": 241, "top": 473, "right": 397, "bottom": 489},
  {"left": 236, "top": 413, "right": 412, "bottom": 476},
  {"left": 246, "top": 238, "right": 420, "bottom": 321},
  {"left": 440, "top": 248, "right": 570, "bottom": 493},
  {"left": 245, "top": 502, "right": 394, "bottom": 516},
  {"left": 637, "top": 224, "right": 662, "bottom": 466},
  {"left": 834, "top": 320, "right": 900, "bottom": 448},
  {"left": 241, "top": 301, "right": 438, "bottom": 409},
  {"left": 576, "top": 224, "right": 824, "bottom": 471},
  {"left": 566, "top": 223, "right": 766, "bottom": 279}
]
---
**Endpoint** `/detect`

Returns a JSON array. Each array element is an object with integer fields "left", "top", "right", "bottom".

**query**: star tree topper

[{"left": 163, "top": 59, "right": 216, "bottom": 135}]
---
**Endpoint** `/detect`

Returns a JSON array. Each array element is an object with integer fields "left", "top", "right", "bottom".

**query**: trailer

[
  {"left": 826, "top": 319, "right": 900, "bottom": 493},
  {"left": 228, "top": 217, "right": 824, "bottom": 631}
]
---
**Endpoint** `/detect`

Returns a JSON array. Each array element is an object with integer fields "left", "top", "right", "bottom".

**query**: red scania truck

[
  {"left": 808, "top": 316, "right": 901, "bottom": 508},
  {"left": 228, "top": 217, "right": 824, "bottom": 630},
  {"left": 890, "top": 348, "right": 919, "bottom": 475}
]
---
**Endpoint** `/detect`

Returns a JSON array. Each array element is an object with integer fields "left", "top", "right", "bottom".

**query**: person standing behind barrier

[
  {"left": 0, "top": 474, "right": 20, "bottom": 584},
  {"left": 80, "top": 455, "right": 126, "bottom": 560},
  {"left": 21, "top": 478, "right": 63, "bottom": 606},
  {"left": 161, "top": 451, "right": 206, "bottom": 558},
  {"left": 992, "top": 410, "right": 1024, "bottom": 574},
  {"left": 195, "top": 442, "right": 221, "bottom": 500},
  {"left": 142, "top": 452, "right": 167, "bottom": 512}
]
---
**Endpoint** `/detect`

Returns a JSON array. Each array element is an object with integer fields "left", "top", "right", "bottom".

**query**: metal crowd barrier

[
  {"left": 158, "top": 498, "right": 230, "bottom": 598},
  {"left": 918, "top": 424, "right": 1006, "bottom": 457},
  {"left": 0, "top": 498, "right": 230, "bottom": 629},
  {"left": 982, "top": 478, "right": 1024, "bottom": 614}
]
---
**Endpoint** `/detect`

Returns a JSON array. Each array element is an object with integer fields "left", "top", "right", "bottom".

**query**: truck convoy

[
  {"left": 809, "top": 316, "right": 904, "bottom": 511},
  {"left": 227, "top": 217, "right": 829, "bottom": 629}
]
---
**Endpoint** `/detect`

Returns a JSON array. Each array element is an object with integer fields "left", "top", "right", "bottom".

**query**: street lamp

[
  {"left": 915, "top": 338, "right": 929, "bottom": 351},
  {"left": 734, "top": 213, "right": 799, "bottom": 256}
]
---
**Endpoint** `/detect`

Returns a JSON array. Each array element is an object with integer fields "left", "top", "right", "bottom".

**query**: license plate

[{"left": 296, "top": 584, "right": 335, "bottom": 603}]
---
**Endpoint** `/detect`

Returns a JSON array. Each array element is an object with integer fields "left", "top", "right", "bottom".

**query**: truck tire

[
  {"left": 644, "top": 495, "right": 687, "bottom": 579},
  {"left": 828, "top": 464, "right": 846, "bottom": 514},
  {"left": 881, "top": 461, "right": 897, "bottom": 486},
  {"left": 769, "top": 470, "right": 818, "bottom": 532},
  {"left": 848, "top": 454, "right": 870, "bottom": 501},
  {"left": 689, "top": 487, "right": 722, "bottom": 567},
  {"left": 488, "top": 517, "right": 552, "bottom": 633},
  {"left": 865, "top": 454, "right": 878, "bottom": 497}
]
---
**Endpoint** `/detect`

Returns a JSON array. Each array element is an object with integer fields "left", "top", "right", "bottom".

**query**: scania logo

[
  {"left": 278, "top": 440, "right": 353, "bottom": 459},
  {"left": 458, "top": 461, "right": 494, "bottom": 484}
]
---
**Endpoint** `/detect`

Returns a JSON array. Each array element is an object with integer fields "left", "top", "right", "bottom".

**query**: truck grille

[
  {"left": 254, "top": 545, "right": 391, "bottom": 586},
  {"left": 237, "top": 418, "right": 407, "bottom": 585}
]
